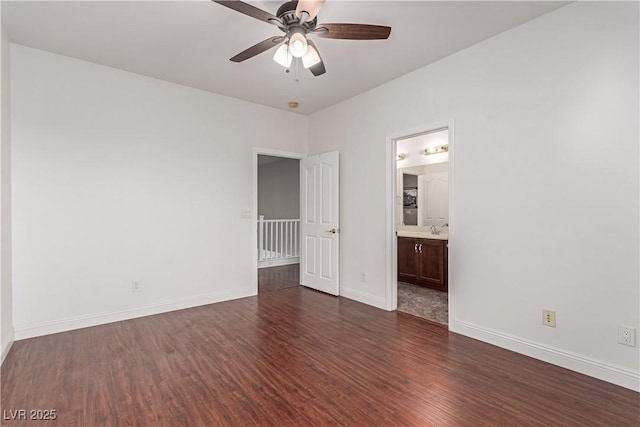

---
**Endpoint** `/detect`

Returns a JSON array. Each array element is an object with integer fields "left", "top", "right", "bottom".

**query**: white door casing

[{"left": 300, "top": 151, "right": 339, "bottom": 295}]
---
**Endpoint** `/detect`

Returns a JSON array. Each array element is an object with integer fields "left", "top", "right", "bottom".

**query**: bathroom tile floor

[{"left": 397, "top": 282, "right": 448, "bottom": 325}]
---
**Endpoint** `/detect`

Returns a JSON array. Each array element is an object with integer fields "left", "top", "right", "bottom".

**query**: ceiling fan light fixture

[
  {"left": 302, "top": 44, "right": 321, "bottom": 68},
  {"left": 289, "top": 29, "right": 308, "bottom": 58},
  {"left": 273, "top": 44, "right": 292, "bottom": 68},
  {"left": 213, "top": 0, "right": 392, "bottom": 78}
]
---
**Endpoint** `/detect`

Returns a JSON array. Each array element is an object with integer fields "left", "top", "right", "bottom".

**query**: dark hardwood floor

[
  {"left": 2, "top": 276, "right": 638, "bottom": 426},
  {"left": 258, "top": 264, "right": 300, "bottom": 293}
]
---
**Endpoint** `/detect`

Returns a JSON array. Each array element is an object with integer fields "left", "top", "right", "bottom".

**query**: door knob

[{"left": 326, "top": 228, "right": 338, "bottom": 234}]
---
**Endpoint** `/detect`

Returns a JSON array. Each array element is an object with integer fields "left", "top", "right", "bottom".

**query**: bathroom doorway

[{"left": 387, "top": 124, "right": 453, "bottom": 325}]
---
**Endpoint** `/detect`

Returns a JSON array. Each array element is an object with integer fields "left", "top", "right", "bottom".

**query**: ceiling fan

[{"left": 213, "top": 0, "right": 391, "bottom": 76}]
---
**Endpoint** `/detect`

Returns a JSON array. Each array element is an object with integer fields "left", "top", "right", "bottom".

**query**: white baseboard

[
  {"left": 14, "top": 287, "right": 256, "bottom": 340},
  {"left": 450, "top": 319, "right": 640, "bottom": 392},
  {"left": 1, "top": 329, "right": 14, "bottom": 366},
  {"left": 258, "top": 258, "right": 300, "bottom": 268},
  {"left": 340, "top": 286, "right": 387, "bottom": 310}
]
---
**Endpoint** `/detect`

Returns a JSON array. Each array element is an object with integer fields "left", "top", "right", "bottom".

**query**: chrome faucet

[{"left": 430, "top": 225, "right": 439, "bottom": 235}]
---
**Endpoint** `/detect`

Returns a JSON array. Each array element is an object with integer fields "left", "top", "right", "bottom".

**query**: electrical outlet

[
  {"left": 132, "top": 281, "right": 142, "bottom": 293},
  {"left": 360, "top": 272, "right": 367, "bottom": 283},
  {"left": 542, "top": 309, "right": 556, "bottom": 328},
  {"left": 618, "top": 326, "right": 636, "bottom": 347}
]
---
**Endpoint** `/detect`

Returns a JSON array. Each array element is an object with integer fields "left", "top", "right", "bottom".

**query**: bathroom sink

[{"left": 396, "top": 230, "right": 448, "bottom": 240}]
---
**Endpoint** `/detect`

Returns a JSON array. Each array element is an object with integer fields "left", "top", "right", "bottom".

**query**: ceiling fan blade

[
  {"left": 296, "top": 0, "right": 325, "bottom": 21},
  {"left": 230, "top": 36, "right": 285, "bottom": 62},
  {"left": 213, "top": 1, "right": 283, "bottom": 26},
  {"left": 307, "top": 40, "right": 326, "bottom": 76},
  {"left": 316, "top": 23, "right": 391, "bottom": 40}
]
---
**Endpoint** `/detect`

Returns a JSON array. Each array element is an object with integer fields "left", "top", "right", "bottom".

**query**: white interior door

[{"left": 300, "top": 151, "right": 339, "bottom": 295}]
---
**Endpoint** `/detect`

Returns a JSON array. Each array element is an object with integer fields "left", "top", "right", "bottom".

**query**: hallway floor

[{"left": 258, "top": 264, "right": 300, "bottom": 293}]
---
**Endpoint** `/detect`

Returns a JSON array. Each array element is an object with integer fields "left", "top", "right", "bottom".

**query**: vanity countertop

[{"left": 396, "top": 230, "right": 448, "bottom": 240}]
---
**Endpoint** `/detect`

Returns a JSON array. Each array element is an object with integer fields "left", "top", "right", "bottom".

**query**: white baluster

[
  {"left": 269, "top": 221, "right": 273, "bottom": 259},
  {"left": 276, "top": 221, "right": 280, "bottom": 259},
  {"left": 285, "top": 221, "right": 289, "bottom": 257}
]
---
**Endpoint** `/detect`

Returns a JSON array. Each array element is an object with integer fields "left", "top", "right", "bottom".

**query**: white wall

[
  {"left": 0, "top": 4, "right": 14, "bottom": 364},
  {"left": 258, "top": 157, "right": 299, "bottom": 219},
  {"left": 11, "top": 44, "right": 308, "bottom": 339},
  {"left": 308, "top": 2, "right": 639, "bottom": 390}
]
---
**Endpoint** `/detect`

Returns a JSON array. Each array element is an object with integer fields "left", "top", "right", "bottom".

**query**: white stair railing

[{"left": 257, "top": 216, "right": 300, "bottom": 267}]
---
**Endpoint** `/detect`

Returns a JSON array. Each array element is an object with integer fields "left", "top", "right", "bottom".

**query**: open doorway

[
  {"left": 256, "top": 153, "right": 301, "bottom": 293},
  {"left": 253, "top": 149, "right": 340, "bottom": 297},
  {"left": 391, "top": 126, "right": 451, "bottom": 325}
]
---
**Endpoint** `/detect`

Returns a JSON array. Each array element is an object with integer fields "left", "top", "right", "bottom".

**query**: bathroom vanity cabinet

[{"left": 398, "top": 237, "right": 447, "bottom": 292}]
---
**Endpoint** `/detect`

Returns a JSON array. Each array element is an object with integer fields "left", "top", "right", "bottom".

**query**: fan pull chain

[{"left": 284, "top": 59, "right": 302, "bottom": 82}]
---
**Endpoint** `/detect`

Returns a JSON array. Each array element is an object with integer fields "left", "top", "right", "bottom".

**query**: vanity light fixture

[
  {"left": 397, "top": 153, "right": 406, "bottom": 161},
  {"left": 424, "top": 144, "right": 448, "bottom": 156}
]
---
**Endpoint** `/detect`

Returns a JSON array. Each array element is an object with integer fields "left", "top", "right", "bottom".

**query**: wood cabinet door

[
  {"left": 397, "top": 237, "right": 418, "bottom": 282},
  {"left": 417, "top": 239, "right": 445, "bottom": 291}
]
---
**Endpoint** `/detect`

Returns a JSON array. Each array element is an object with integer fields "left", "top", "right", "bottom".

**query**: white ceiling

[{"left": 2, "top": 1, "right": 569, "bottom": 115}]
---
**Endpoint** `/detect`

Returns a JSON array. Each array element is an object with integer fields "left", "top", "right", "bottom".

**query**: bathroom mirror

[{"left": 396, "top": 129, "right": 449, "bottom": 228}]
